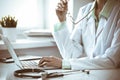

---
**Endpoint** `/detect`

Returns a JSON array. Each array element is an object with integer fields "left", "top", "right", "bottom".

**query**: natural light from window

[{"left": 0, "top": 0, "right": 73, "bottom": 31}]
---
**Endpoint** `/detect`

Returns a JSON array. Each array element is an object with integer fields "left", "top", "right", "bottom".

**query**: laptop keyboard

[
  {"left": 21, "top": 60, "right": 39, "bottom": 69},
  {"left": 20, "top": 60, "right": 57, "bottom": 70}
]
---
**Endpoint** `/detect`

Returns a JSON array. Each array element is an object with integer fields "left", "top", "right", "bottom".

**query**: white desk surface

[{"left": 1, "top": 62, "right": 120, "bottom": 80}]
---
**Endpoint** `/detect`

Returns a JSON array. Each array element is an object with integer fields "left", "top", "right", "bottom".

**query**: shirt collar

[
  {"left": 90, "top": 0, "right": 116, "bottom": 20},
  {"left": 100, "top": 0, "right": 116, "bottom": 19}
]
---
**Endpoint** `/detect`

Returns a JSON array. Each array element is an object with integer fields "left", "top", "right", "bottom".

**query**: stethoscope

[
  {"left": 67, "top": 1, "right": 96, "bottom": 25},
  {"left": 67, "top": 7, "right": 95, "bottom": 25},
  {"left": 14, "top": 68, "right": 90, "bottom": 79}
]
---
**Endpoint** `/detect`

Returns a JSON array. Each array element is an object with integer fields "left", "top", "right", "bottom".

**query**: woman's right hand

[{"left": 56, "top": 0, "right": 69, "bottom": 22}]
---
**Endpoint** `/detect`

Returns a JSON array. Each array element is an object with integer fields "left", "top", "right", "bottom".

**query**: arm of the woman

[
  {"left": 39, "top": 20, "right": 120, "bottom": 69},
  {"left": 52, "top": 1, "right": 89, "bottom": 59},
  {"left": 53, "top": 23, "right": 84, "bottom": 59}
]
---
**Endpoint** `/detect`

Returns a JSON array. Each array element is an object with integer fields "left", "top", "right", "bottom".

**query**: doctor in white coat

[{"left": 39, "top": 0, "right": 120, "bottom": 70}]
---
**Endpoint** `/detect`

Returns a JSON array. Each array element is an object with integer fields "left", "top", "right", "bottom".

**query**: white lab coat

[{"left": 53, "top": 1, "right": 120, "bottom": 70}]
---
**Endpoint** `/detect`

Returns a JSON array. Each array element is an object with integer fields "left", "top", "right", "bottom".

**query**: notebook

[{"left": 1, "top": 34, "right": 55, "bottom": 70}]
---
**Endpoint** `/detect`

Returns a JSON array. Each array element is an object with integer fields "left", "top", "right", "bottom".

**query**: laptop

[{"left": 0, "top": 34, "right": 55, "bottom": 70}]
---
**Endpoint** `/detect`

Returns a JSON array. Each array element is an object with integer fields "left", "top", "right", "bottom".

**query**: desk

[
  {"left": 1, "top": 62, "right": 120, "bottom": 80},
  {"left": 0, "top": 36, "right": 120, "bottom": 80}
]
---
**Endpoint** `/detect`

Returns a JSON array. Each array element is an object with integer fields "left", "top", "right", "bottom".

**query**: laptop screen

[
  {"left": 1, "top": 34, "right": 56, "bottom": 70},
  {"left": 1, "top": 35, "right": 23, "bottom": 69}
]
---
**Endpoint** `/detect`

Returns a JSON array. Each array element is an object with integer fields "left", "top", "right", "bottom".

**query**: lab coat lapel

[
  {"left": 85, "top": 16, "right": 96, "bottom": 58},
  {"left": 101, "top": 6, "right": 119, "bottom": 50},
  {"left": 93, "top": 5, "right": 119, "bottom": 57},
  {"left": 86, "top": 16, "right": 96, "bottom": 41},
  {"left": 95, "top": 19, "right": 105, "bottom": 41}
]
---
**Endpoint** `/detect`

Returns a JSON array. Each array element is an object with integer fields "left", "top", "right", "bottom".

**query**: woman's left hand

[{"left": 38, "top": 56, "right": 62, "bottom": 69}]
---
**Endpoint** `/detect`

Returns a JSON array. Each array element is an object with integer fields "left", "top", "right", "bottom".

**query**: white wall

[{"left": 73, "top": 0, "right": 93, "bottom": 19}]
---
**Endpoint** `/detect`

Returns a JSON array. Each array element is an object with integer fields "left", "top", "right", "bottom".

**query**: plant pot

[{"left": 2, "top": 27, "right": 17, "bottom": 42}]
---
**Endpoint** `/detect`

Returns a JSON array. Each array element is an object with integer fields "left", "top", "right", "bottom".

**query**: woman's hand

[
  {"left": 56, "top": 0, "right": 69, "bottom": 22},
  {"left": 38, "top": 56, "right": 62, "bottom": 69}
]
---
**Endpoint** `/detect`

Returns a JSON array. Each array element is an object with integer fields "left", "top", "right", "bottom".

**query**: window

[
  {"left": 0, "top": 0, "right": 73, "bottom": 32},
  {"left": 0, "top": 0, "right": 93, "bottom": 32}
]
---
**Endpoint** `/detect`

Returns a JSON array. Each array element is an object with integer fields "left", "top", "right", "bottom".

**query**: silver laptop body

[{"left": 1, "top": 34, "right": 56, "bottom": 70}]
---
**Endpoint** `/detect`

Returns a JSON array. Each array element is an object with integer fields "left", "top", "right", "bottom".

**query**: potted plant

[
  {"left": 0, "top": 15, "right": 17, "bottom": 28},
  {"left": 0, "top": 15, "right": 18, "bottom": 42}
]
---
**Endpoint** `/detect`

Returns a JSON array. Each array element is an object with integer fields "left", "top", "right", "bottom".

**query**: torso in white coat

[{"left": 53, "top": 0, "right": 120, "bottom": 69}]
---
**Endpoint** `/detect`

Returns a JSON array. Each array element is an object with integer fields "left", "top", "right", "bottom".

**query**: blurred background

[{"left": 0, "top": 0, "right": 93, "bottom": 32}]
